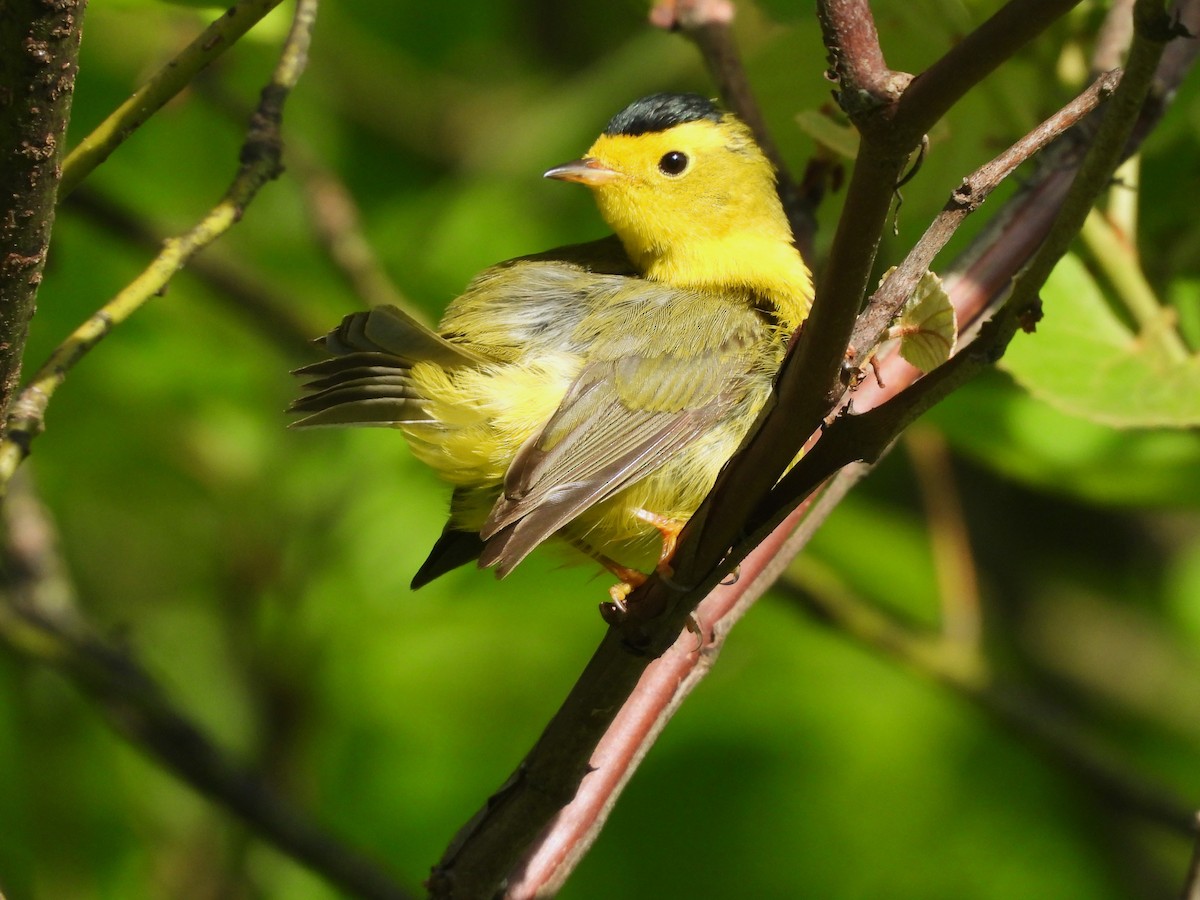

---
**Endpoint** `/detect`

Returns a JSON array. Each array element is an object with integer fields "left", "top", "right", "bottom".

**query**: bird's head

[{"left": 545, "top": 92, "right": 805, "bottom": 302}]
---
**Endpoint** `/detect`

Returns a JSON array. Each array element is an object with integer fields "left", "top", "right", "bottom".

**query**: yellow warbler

[{"left": 292, "top": 93, "right": 813, "bottom": 597}]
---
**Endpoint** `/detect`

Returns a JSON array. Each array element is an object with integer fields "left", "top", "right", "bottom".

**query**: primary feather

[{"left": 292, "top": 93, "right": 813, "bottom": 588}]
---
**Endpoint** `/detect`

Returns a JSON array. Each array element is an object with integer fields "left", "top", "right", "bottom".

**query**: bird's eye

[{"left": 657, "top": 151, "right": 690, "bottom": 176}]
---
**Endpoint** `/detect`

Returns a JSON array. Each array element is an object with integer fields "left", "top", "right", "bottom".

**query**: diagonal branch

[
  {"left": 58, "top": 0, "right": 285, "bottom": 199},
  {"left": 894, "top": 0, "right": 1086, "bottom": 141},
  {"left": 0, "top": 0, "right": 319, "bottom": 498},
  {"left": 848, "top": 68, "right": 1122, "bottom": 366},
  {"left": 65, "top": 187, "right": 321, "bottom": 356},
  {"left": 674, "top": 0, "right": 1086, "bottom": 599},
  {"left": 751, "top": 0, "right": 1182, "bottom": 560}
]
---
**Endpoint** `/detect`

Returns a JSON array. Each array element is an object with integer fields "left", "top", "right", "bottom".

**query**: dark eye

[{"left": 657, "top": 151, "right": 689, "bottom": 176}]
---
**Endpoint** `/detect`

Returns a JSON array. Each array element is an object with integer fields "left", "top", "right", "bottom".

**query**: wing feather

[
  {"left": 290, "top": 301, "right": 494, "bottom": 428},
  {"left": 478, "top": 286, "right": 770, "bottom": 575}
]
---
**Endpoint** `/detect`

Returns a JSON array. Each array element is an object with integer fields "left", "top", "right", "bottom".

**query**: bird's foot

[
  {"left": 633, "top": 508, "right": 685, "bottom": 566},
  {"left": 607, "top": 569, "right": 647, "bottom": 613}
]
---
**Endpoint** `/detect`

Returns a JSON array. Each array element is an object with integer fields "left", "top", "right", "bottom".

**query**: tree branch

[
  {"left": 0, "top": 0, "right": 86, "bottom": 431},
  {"left": 894, "top": 0, "right": 1086, "bottom": 141},
  {"left": 432, "top": 469, "right": 868, "bottom": 900},
  {"left": 848, "top": 68, "right": 1121, "bottom": 367},
  {"left": 756, "top": 0, "right": 1179, "bottom": 538},
  {"left": 289, "top": 146, "right": 416, "bottom": 314},
  {"left": 816, "top": 0, "right": 905, "bottom": 118},
  {"left": 192, "top": 75, "right": 421, "bottom": 321},
  {"left": 672, "top": 0, "right": 1085, "bottom": 591},
  {"left": 57, "top": 0, "right": 285, "bottom": 199},
  {"left": 1094, "top": 0, "right": 1139, "bottom": 74},
  {"left": 428, "top": 2, "right": 1199, "bottom": 895},
  {"left": 0, "top": 0, "right": 319, "bottom": 497},
  {"left": 648, "top": 0, "right": 817, "bottom": 245},
  {"left": 64, "top": 187, "right": 321, "bottom": 357}
]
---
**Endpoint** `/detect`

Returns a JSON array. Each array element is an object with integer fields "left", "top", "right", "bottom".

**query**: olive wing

[{"left": 478, "top": 285, "right": 767, "bottom": 576}]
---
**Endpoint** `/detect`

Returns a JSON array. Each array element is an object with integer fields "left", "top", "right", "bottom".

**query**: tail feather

[
  {"left": 295, "top": 370, "right": 416, "bottom": 398},
  {"left": 411, "top": 527, "right": 487, "bottom": 589},
  {"left": 293, "top": 351, "right": 410, "bottom": 379},
  {"left": 291, "top": 305, "right": 495, "bottom": 586},
  {"left": 290, "top": 305, "right": 485, "bottom": 429},
  {"left": 320, "top": 306, "right": 485, "bottom": 368},
  {"left": 290, "top": 376, "right": 432, "bottom": 428}
]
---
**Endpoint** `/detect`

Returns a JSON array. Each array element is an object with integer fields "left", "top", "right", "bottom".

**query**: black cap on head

[{"left": 603, "top": 92, "right": 723, "bottom": 138}]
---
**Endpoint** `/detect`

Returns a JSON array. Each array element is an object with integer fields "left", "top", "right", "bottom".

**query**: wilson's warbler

[{"left": 292, "top": 93, "right": 813, "bottom": 596}]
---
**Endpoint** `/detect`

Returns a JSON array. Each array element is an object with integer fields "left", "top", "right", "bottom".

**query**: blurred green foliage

[{"left": 2, "top": 1, "right": 1199, "bottom": 898}]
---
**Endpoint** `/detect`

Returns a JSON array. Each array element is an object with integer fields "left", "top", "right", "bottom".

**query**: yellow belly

[
  {"left": 403, "top": 351, "right": 765, "bottom": 572},
  {"left": 401, "top": 355, "right": 577, "bottom": 490}
]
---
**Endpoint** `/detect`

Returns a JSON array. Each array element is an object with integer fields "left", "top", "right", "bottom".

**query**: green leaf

[
  {"left": 1001, "top": 253, "right": 1200, "bottom": 427},
  {"left": 891, "top": 268, "right": 957, "bottom": 373}
]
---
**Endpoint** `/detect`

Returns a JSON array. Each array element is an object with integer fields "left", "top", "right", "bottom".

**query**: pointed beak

[{"left": 543, "top": 157, "right": 622, "bottom": 186}]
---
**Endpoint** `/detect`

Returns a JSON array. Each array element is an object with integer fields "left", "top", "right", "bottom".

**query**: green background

[{"left": 2, "top": 1, "right": 1199, "bottom": 897}]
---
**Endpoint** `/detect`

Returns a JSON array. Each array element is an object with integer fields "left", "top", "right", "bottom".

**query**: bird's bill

[{"left": 543, "top": 157, "right": 622, "bottom": 185}]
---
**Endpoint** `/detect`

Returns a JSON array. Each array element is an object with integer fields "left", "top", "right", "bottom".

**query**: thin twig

[
  {"left": 1094, "top": 0, "right": 1139, "bottom": 73},
  {"left": 289, "top": 147, "right": 417, "bottom": 314},
  {"left": 65, "top": 187, "right": 322, "bottom": 357},
  {"left": 894, "top": 0, "right": 1086, "bottom": 142},
  {"left": 58, "top": 0, "right": 285, "bottom": 199},
  {"left": 992, "top": 0, "right": 1182, "bottom": 335},
  {"left": 848, "top": 68, "right": 1121, "bottom": 369},
  {"left": 0, "top": 0, "right": 319, "bottom": 497},
  {"left": 193, "top": 76, "right": 419, "bottom": 319},
  {"left": 1080, "top": 207, "right": 1190, "bottom": 360},
  {"left": 905, "top": 428, "right": 982, "bottom": 648},
  {"left": 0, "top": 473, "right": 416, "bottom": 900},
  {"left": 648, "top": 0, "right": 815, "bottom": 244}
]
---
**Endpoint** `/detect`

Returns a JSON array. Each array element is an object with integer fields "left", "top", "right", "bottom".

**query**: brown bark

[{"left": 0, "top": 0, "right": 87, "bottom": 430}]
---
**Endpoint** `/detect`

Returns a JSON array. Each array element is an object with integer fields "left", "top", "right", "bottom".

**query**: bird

[{"left": 290, "top": 92, "right": 813, "bottom": 600}]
